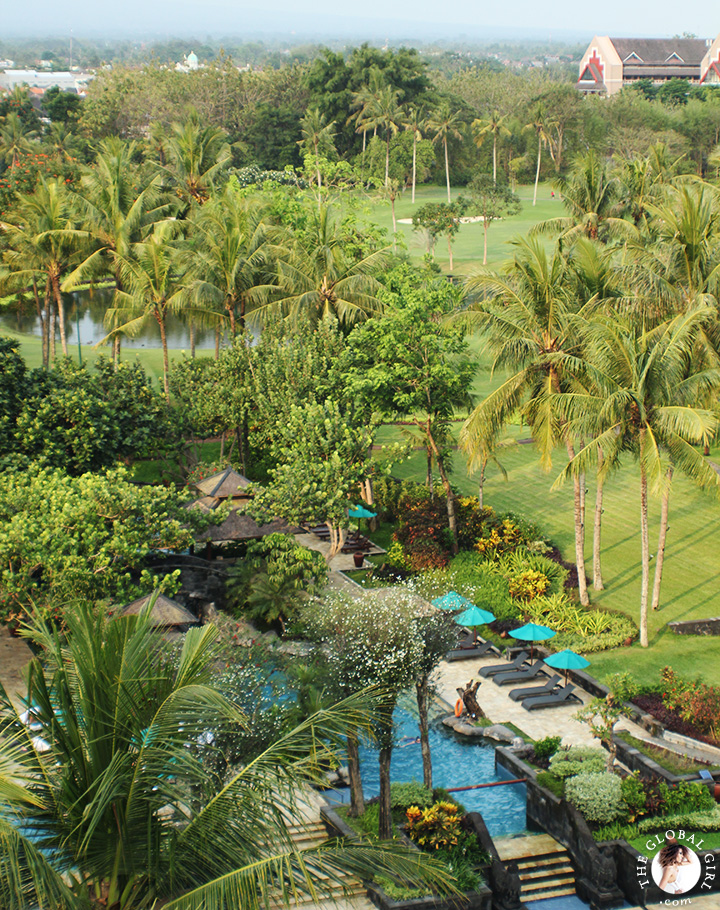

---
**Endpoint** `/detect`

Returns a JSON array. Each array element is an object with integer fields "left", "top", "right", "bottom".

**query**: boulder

[{"left": 483, "top": 724, "right": 516, "bottom": 743}]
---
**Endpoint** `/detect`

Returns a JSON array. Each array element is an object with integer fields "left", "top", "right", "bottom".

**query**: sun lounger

[
  {"left": 446, "top": 639, "right": 499, "bottom": 662},
  {"left": 493, "top": 660, "right": 548, "bottom": 686},
  {"left": 508, "top": 675, "right": 562, "bottom": 702},
  {"left": 478, "top": 651, "right": 529, "bottom": 678},
  {"left": 522, "top": 684, "right": 581, "bottom": 711}
]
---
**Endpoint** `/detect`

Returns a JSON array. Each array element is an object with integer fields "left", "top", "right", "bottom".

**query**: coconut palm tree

[
  {"left": 2, "top": 179, "right": 78, "bottom": 356},
  {"left": 405, "top": 104, "right": 427, "bottom": 203},
  {"left": 555, "top": 307, "right": 720, "bottom": 646},
  {"left": 106, "top": 223, "right": 217, "bottom": 401},
  {"left": 531, "top": 150, "right": 634, "bottom": 244},
  {"left": 461, "top": 238, "right": 594, "bottom": 605},
  {"left": 363, "top": 86, "right": 406, "bottom": 187},
  {"left": 348, "top": 68, "right": 385, "bottom": 182},
  {"left": 298, "top": 107, "right": 337, "bottom": 199},
  {"left": 187, "top": 185, "right": 276, "bottom": 334},
  {"left": 61, "top": 138, "right": 171, "bottom": 364},
  {"left": 472, "top": 110, "right": 511, "bottom": 186},
  {"left": 160, "top": 114, "right": 232, "bottom": 209},
  {"left": 0, "top": 601, "right": 454, "bottom": 910},
  {"left": 0, "top": 111, "right": 37, "bottom": 169},
  {"left": 256, "top": 205, "right": 390, "bottom": 329},
  {"left": 523, "top": 103, "right": 553, "bottom": 207},
  {"left": 427, "top": 101, "right": 464, "bottom": 203}
]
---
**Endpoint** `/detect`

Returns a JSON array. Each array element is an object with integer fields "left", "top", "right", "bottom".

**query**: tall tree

[
  {"left": 0, "top": 111, "right": 37, "bottom": 169},
  {"left": 160, "top": 113, "right": 232, "bottom": 208},
  {"left": 472, "top": 110, "right": 511, "bottom": 185},
  {"left": 523, "top": 103, "right": 552, "bottom": 208},
  {"left": 427, "top": 100, "right": 464, "bottom": 203},
  {"left": 363, "top": 85, "right": 406, "bottom": 186},
  {"left": 297, "top": 106, "right": 337, "bottom": 196},
  {"left": 405, "top": 104, "right": 427, "bottom": 203}
]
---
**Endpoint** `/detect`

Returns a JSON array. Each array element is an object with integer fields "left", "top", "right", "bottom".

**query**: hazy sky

[{"left": 2, "top": 0, "right": 717, "bottom": 41}]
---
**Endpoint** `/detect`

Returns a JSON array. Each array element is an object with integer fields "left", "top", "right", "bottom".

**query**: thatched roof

[
  {"left": 120, "top": 593, "right": 198, "bottom": 628},
  {"left": 194, "top": 467, "right": 252, "bottom": 500},
  {"left": 196, "top": 507, "right": 302, "bottom": 543},
  {"left": 185, "top": 496, "right": 217, "bottom": 514}
]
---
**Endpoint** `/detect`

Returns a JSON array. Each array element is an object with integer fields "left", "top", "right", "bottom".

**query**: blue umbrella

[
  {"left": 545, "top": 648, "right": 590, "bottom": 683},
  {"left": 348, "top": 504, "right": 377, "bottom": 519},
  {"left": 509, "top": 622, "right": 556, "bottom": 661},
  {"left": 455, "top": 605, "right": 496, "bottom": 643},
  {"left": 432, "top": 591, "right": 472, "bottom": 612}
]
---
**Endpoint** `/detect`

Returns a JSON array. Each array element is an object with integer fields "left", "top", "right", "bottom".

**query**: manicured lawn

[
  {"left": 358, "top": 181, "right": 558, "bottom": 274},
  {"left": 629, "top": 831, "right": 720, "bottom": 854}
]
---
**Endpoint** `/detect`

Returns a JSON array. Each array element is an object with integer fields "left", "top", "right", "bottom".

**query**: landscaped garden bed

[{"left": 629, "top": 666, "right": 720, "bottom": 749}]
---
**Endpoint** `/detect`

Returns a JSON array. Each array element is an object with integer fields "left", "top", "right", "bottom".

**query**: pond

[
  {"left": 0, "top": 287, "right": 218, "bottom": 350},
  {"left": 332, "top": 700, "right": 528, "bottom": 839}
]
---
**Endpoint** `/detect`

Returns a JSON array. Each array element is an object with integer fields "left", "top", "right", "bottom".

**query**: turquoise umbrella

[
  {"left": 349, "top": 504, "right": 377, "bottom": 519},
  {"left": 509, "top": 622, "right": 556, "bottom": 661},
  {"left": 432, "top": 591, "right": 472, "bottom": 612},
  {"left": 545, "top": 648, "right": 590, "bottom": 684},
  {"left": 455, "top": 605, "right": 496, "bottom": 643}
]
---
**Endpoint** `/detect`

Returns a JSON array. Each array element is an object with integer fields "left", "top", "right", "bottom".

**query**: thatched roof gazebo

[
  {"left": 194, "top": 467, "right": 252, "bottom": 503},
  {"left": 120, "top": 593, "right": 199, "bottom": 630},
  {"left": 195, "top": 508, "right": 303, "bottom": 544}
]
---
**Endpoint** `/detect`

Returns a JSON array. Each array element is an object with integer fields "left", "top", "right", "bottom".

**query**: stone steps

[{"left": 509, "top": 843, "right": 577, "bottom": 901}]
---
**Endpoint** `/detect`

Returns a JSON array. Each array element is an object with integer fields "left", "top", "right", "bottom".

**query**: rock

[
  {"left": 483, "top": 724, "right": 516, "bottom": 744},
  {"left": 442, "top": 715, "right": 461, "bottom": 729},
  {"left": 198, "top": 601, "right": 218, "bottom": 623}
]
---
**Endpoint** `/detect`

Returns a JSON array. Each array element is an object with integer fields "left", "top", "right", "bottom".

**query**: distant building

[
  {"left": 0, "top": 69, "right": 93, "bottom": 94},
  {"left": 175, "top": 51, "right": 200, "bottom": 73},
  {"left": 577, "top": 35, "right": 720, "bottom": 95}
]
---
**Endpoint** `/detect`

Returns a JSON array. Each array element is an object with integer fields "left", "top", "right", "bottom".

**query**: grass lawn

[
  {"left": 357, "top": 181, "right": 558, "bottom": 274},
  {"left": 618, "top": 732, "right": 720, "bottom": 776},
  {"left": 628, "top": 831, "right": 720, "bottom": 854}
]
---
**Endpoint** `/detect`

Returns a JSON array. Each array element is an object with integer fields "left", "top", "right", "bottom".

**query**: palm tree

[
  {"left": 348, "top": 68, "right": 386, "bottom": 181},
  {"left": 0, "top": 601, "right": 454, "bottom": 910},
  {"left": 427, "top": 101, "right": 464, "bottom": 203},
  {"left": 2, "top": 179, "right": 78, "bottom": 356},
  {"left": 531, "top": 150, "right": 633, "bottom": 244},
  {"left": 556, "top": 308, "right": 720, "bottom": 646},
  {"left": 405, "top": 105, "right": 427, "bottom": 203},
  {"left": 298, "top": 107, "right": 337, "bottom": 198},
  {"left": 523, "top": 103, "right": 553, "bottom": 207},
  {"left": 160, "top": 114, "right": 232, "bottom": 208},
  {"left": 363, "top": 86, "right": 406, "bottom": 187},
  {"left": 258, "top": 205, "right": 390, "bottom": 329},
  {"left": 44, "top": 122, "right": 81, "bottom": 163},
  {"left": 106, "top": 223, "right": 213, "bottom": 401},
  {"left": 472, "top": 110, "right": 511, "bottom": 185},
  {"left": 187, "top": 185, "right": 275, "bottom": 334},
  {"left": 62, "top": 138, "right": 170, "bottom": 364},
  {"left": 0, "top": 111, "right": 37, "bottom": 169},
  {"left": 461, "top": 238, "right": 594, "bottom": 605}
]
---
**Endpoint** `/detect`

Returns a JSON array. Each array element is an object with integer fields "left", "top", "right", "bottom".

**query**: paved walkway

[
  {"left": 436, "top": 650, "right": 650, "bottom": 747},
  {"left": 0, "top": 626, "right": 33, "bottom": 709}
]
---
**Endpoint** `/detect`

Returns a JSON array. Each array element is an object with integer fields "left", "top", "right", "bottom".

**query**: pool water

[{"left": 333, "top": 703, "right": 528, "bottom": 838}]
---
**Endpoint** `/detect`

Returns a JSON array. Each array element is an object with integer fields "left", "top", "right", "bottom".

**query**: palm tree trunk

[
  {"left": 426, "top": 446, "right": 433, "bottom": 488},
  {"left": 444, "top": 137, "right": 451, "bottom": 202},
  {"left": 361, "top": 129, "right": 366, "bottom": 181},
  {"left": 533, "top": 136, "right": 541, "bottom": 207},
  {"left": 412, "top": 134, "right": 417, "bottom": 203},
  {"left": 639, "top": 457, "right": 650, "bottom": 648},
  {"left": 190, "top": 321, "right": 196, "bottom": 359},
  {"left": 566, "top": 439, "right": 589, "bottom": 606},
  {"left": 158, "top": 317, "right": 171, "bottom": 403},
  {"left": 447, "top": 233, "right": 453, "bottom": 271},
  {"left": 50, "top": 301, "right": 56, "bottom": 361},
  {"left": 416, "top": 678, "right": 432, "bottom": 789},
  {"left": 215, "top": 326, "right": 221, "bottom": 360},
  {"left": 478, "top": 459, "right": 487, "bottom": 509},
  {"left": 593, "top": 456, "right": 604, "bottom": 590},
  {"left": 40, "top": 278, "right": 51, "bottom": 369},
  {"left": 492, "top": 134, "right": 497, "bottom": 185},
  {"left": 113, "top": 335, "right": 122, "bottom": 368},
  {"left": 346, "top": 730, "right": 365, "bottom": 818},
  {"left": 651, "top": 466, "right": 673, "bottom": 612},
  {"left": 378, "top": 742, "right": 393, "bottom": 840},
  {"left": 385, "top": 134, "right": 390, "bottom": 186},
  {"left": 391, "top": 196, "right": 397, "bottom": 252},
  {"left": 51, "top": 273, "right": 68, "bottom": 356},
  {"left": 436, "top": 455, "right": 458, "bottom": 554},
  {"left": 483, "top": 220, "right": 489, "bottom": 266}
]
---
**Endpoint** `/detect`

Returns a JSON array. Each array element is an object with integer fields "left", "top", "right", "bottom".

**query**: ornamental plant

[
  {"left": 549, "top": 747, "right": 607, "bottom": 779},
  {"left": 565, "top": 772, "right": 625, "bottom": 825},
  {"left": 406, "top": 801, "right": 462, "bottom": 850}
]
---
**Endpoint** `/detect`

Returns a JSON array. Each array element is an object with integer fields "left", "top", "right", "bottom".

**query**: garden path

[
  {"left": 434, "top": 651, "right": 650, "bottom": 749},
  {"left": 0, "top": 625, "right": 33, "bottom": 709}
]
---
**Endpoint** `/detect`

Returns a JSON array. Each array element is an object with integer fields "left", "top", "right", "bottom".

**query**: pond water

[
  {"left": 0, "top": 288, "right": 218, "bottom": 350},
  {"left": 332, "top": 701, "right": 528, "bottom": 839}
]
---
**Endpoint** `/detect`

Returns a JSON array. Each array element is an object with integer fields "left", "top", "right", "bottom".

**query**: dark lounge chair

[
  {"left": 522, "top": 684, "right": 582, "bottom": 711},
  {"left": 478, "top": 651, "right": 529, "bottom": 678},
  {"left": 508, "top": 674, "right": 562, "bottom": 702},
  {"left": 446, "top": 639, "right": 499, "bottom": 662},
  {"left": 493, "top": 660, "right": 548, "bottom": 686}
]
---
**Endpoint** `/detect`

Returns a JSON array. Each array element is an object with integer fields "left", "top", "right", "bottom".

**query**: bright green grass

[
  {"left": 359, "top": 181, "right": 558, "bottom": 274},
  {"left": 628, "top": 831, "right": 720, "bottom": 854}
]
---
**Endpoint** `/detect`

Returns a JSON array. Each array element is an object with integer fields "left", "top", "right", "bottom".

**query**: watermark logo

[{"left": 636, "top": 830, "right": 716, "bottom": 899}]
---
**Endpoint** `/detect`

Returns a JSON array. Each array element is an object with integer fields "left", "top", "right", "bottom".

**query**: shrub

[
  {"left": 358, "top": 803, "right": 380, "bottom": 837},
  {"left": 637, "top": 806, "right": 720, "bottom": 834},
  {"left": 607, "top": 671, "right": 640, "bottom": 704},
  {"left": 406, "top": 801, "right": 462, "bottom": 850},
  {"left": 536, "top": 771, "right": 565, "bottom": 799},
  {"left": 375, "top": 876, "right": 427, "bottom": 901},
  {"left": 621, "top": 773, "right": 647, "bottom": 822},
  {"left": 474, "top": 518, "right": 524, "bottom": 558},
  {"left": 549, "top": 746, "right": 607, "bottom": 780},
  {"left": 390, "top": 781, "right": 433, "bottom": 811},
  {"left": 565, "top": 772, "right": 625, "bottom": 825},
  {"left": 417, "top": 553, "right": 519, "bottom": 622},
  {"left": 533, "top": 736, "right": 563, "bottom": 764},
  {"left": 664, "top": 781, "right": 715, "bottom": 816},
  {"left": 593, "top": 821, "right": 641, "bottom": 843},
  {"left": 507, "top": 568, "right": 550, "bottom": 602},
  {"left": 660, "top": 667, "right": 720, "bottom": 739},
  {"left": 497, "top": 549, "right": 569, "bottom": 596}
]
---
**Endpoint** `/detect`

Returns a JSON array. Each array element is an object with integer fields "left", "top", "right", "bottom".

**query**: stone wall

[
  {"left": 669, "top": 617, "right": 720, "bottom": 636},
  {"left": 145, "top": 553, "right": 232, "bottom": 614}
]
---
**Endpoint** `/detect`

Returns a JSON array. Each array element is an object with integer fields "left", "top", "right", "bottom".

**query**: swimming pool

[{"left": 333, "top": 702, "right": 528, "bottom": 838}]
